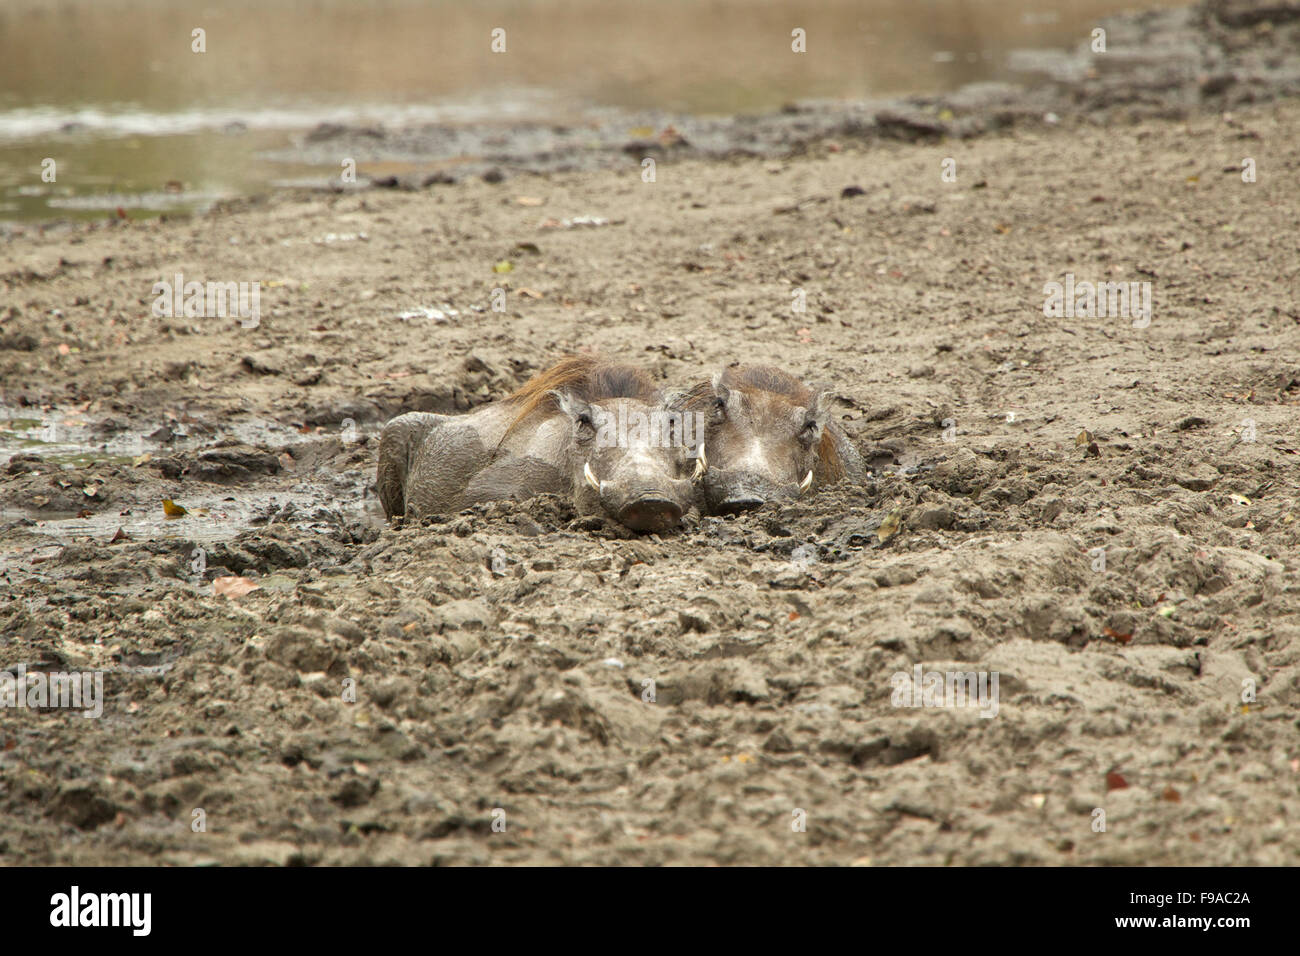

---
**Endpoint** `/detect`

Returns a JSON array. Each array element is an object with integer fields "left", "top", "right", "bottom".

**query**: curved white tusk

[
  {"left": 692, "top": 443, "right": 707, "bottom": 481},
  {"left": 584, "top": 461, "right": 600, "bottom": 491},
  {"left": 798, "top": 469, "right": 814, "bottom": 493}
]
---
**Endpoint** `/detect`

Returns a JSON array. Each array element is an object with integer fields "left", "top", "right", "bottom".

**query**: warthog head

[
  {"left": 552, "top": 392, "right": 698, "bottom": 533},
  {"left": 683, "top": 365, "right": 849, "bottom": 514}
]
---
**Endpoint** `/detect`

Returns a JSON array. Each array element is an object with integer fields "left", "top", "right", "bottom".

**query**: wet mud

[{"left": 1, "top": 1, "right": 1298, "bottom": 865}]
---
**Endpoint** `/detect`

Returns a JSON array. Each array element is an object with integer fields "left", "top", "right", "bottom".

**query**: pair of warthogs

[{"left": 377, "top": 355, "right": 865, "bottom": 533}]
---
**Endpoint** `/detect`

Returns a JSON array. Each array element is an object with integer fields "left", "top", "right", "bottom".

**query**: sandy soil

[{"left": 3, "top": 74, "right": 1300, "bottom": 862}]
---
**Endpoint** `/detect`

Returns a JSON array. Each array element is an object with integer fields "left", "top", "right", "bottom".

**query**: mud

[{"left": 2, "top": 2, "right": 1300, "bottom": 866}]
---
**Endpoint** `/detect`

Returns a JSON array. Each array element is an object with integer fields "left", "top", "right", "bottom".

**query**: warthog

[
  {"left": 680, "top": 365, "right": 864, "bottom": 513},
  {"left": 377, "top": 355, "right": 698, "bottom": 532}
]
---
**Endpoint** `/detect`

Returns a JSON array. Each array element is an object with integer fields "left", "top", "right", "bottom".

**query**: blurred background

[{"left": 0, "top": 0, "right": 1175, "bottom": 222}]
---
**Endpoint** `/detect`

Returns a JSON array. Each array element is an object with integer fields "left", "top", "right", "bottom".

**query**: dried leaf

[
  {"left": 877, "top": 509, "right": 902, "bottom": 543},
  {"left": 213, "top": 576, "right": 259, "bottom": 599},
  {"left": 492, "top": 260, "right": 514, "bottom": 274},
  {"left": 1105, "top": 771, "right": 1129, "bottom": 792},
  {"left": 1075, "top": 429, "right": 1094, "bottom": 446},
  {"left": 162, "top": 498, "right": 187, "bottom": 518},
  {"left": 1103, "top": 625, "right": 1134, "bottom": 645},
  {"left": 1161, "top": 785, "right": 1181, "bottom": 803},
  {"left": 109, "top": 527, "right": 130, "bottom": 544}
]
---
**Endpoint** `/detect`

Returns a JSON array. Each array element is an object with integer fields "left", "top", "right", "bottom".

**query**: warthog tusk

[
  {"left": 584, "top": 461, "right": 600, "bottom": 491},
  {"left": 692, "top": 443, "right": 707, "bottom": 481},
  {"left": 798, "top": 469, "right": 814, "bottom": 493}
]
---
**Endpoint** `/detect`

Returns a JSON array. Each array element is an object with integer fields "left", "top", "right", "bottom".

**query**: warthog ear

[
  {"left": 710, "top": 371, "right": 739, "bottom": 418},
  {"left": 548, "top": 389, "right": 594, "bottom": 425},
  {"left": 661, "top": 387, "right": 690, "bottom": 411},
  {"left": 809, "top": 387, "right": 835, "bottom": 423},
  {"left": 710, "top": 371, "right": 729, "bottom": 401},
  {"left": 800, "top": 387, "right": 834, "bottom": 444}
]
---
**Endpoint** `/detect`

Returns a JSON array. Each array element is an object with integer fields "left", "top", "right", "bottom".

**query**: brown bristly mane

[
  {"left": 685, "top": 365, "right": 845, "bottom": 480},
  {"left": 501, "top": 354, "right": 657, "bottom": 440},
  {"left": 725, "top": 365, "right": 813, "bottom": 403}
]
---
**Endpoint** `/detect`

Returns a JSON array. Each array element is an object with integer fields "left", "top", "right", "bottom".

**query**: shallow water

[
  {"left": 0, "top": 0, "right": 1181, "bottom": 222},
  {"left": 0, "top": 406, "right": 312, "bottom": 466},
  {"left": 0, "top": 406, "right": 373, "bottom": 556},
  {"left": 1, "top": 487, "right": 327, "bottom": 546}
]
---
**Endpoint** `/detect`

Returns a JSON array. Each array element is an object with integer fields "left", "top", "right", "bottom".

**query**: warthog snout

[
  {"left": 702, "top": 465, "right": 813, "bottom": 514},
  {"left": 615, "top": 494, "right": 685, "bottom": 533},
  {"left": 588, "top": 466, "right": 693, "bottom": 532}
]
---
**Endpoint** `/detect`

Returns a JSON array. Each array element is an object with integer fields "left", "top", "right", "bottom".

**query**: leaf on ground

[
  {"left": 493, "top": 260, "right": 514, "bottom": 274},
  {"left": 1102, "top": 625, "right": 1134, "bottom": 645},
  {"left": 1105, "top": 771, "right": 1129, "bottom": 792},
  {"left": 877, "top": 509, "right": 902, "bottom": 543},
  {"left": 162, "top": 498, "right": 187, "bottom": 518},
  {"left": 213, "top": 576, "right": 259, "bottom": 599},
  {"left": 1075, "top": 429, "right": 1095, "bottom": 446}
]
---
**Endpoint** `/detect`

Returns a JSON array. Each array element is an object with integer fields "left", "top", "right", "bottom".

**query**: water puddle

[
  {"left": 1, "top": 405, "right": 375, "bottom": 561},
  {"left": 0, "top": 405, "right": 328, "bottom": 467},
  {"left": 0, "top": 0, "right": 1184, "bottom": 223},
  {"left": 4, "top": 487, "right": 330, "bottom": 541}
]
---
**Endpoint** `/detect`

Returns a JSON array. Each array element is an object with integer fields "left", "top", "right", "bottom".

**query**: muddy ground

[{"left": 3, "top": 13, "right": 1300, "bottom": 867}]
